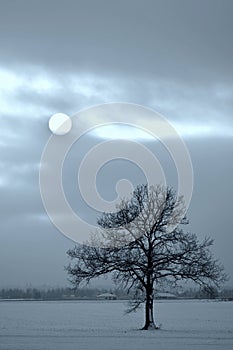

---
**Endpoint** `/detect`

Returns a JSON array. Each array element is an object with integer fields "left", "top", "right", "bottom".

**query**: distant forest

[
  {"left": 0, "top": 287, "right": 127, "bottom": 300},
  {"left": 0, "top": 286, "right": 233, "bottom": 300}
]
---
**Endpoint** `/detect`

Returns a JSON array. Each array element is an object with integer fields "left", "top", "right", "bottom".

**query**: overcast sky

[{"left": 0, "top": 0, "right": 233, "bottom": 288}]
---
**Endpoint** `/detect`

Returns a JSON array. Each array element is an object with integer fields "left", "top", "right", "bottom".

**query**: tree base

[{"left": 142, "top": 322, "right": 161, "bottom": 330}]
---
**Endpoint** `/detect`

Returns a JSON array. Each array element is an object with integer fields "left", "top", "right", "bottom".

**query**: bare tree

[{"left": 66, "top": 184, "right": 226, "bottom": 330}]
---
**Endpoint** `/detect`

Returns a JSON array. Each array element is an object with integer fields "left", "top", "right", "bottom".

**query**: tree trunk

[{"left": 142, "top": 288, "right": 156, "bottom": 330}]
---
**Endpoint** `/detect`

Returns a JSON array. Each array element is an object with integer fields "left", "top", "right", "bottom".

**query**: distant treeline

[
  {"left": 0, "top": 286, "right": 233, "bottom": 300},
  {"left": 179, "top": 287, "right": 233, "bottom": 300},
  {"left": 0, "top": 287, "right": 129, "bottom": 300}
]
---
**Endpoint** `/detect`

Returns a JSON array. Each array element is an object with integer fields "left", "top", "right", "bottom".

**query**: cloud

[
  {"left": 1, "top": 66, "right": 233, "bottom": 136},
  {"left": 0, "top": 0, "right": 233, "bottom": 84}
]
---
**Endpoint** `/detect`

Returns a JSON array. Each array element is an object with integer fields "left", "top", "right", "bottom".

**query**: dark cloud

[{"left": 0, "top": 0, "right": 233, "bottom": 83}]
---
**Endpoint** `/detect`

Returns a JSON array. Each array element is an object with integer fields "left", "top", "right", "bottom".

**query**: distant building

[
  {"left": 154, "top": 292, "right": 177, "bottom": 299},
  {"left": 97, "top": 293, "right": 117, "bottom": 300}
]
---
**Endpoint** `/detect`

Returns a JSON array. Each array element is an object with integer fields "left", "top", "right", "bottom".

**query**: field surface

[{"left": 0, "top": 299, "right": 233, "bottom": 350}]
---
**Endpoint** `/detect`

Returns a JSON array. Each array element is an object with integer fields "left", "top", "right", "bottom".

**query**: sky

[{"left": 0, "top": 0, "right": 233, "bottom": 288}]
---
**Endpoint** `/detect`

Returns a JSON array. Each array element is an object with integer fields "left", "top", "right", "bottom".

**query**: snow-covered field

[{"left": 0, "top": 300, "right": 232, "bottom": 350}]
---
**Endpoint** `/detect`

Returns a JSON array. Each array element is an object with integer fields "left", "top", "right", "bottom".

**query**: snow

[{"left": 0, "top": 300, "right": 232, "bottom": 350}]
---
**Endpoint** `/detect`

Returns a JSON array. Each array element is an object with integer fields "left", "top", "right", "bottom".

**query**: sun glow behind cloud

[
  {"left": 91, "top": 122, "right": 233, "bottom": 141},
  {"left": 0, "top": 67, "right": 233, "bottom": 139}
]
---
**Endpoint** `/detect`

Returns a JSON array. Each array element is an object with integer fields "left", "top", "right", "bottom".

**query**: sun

[{"left": 48, "top": 113, "right": 72, "bottom": 135}]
